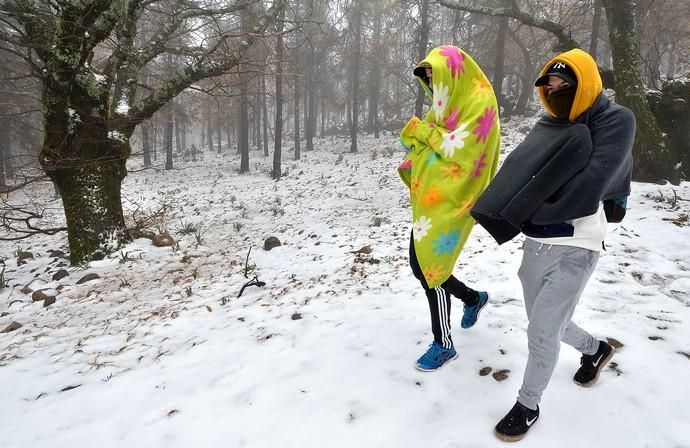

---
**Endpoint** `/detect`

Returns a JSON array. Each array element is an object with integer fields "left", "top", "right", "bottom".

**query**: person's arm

[
  {"left": 402, "top": 105, "right": 499, "bottom": 174},
  {"left": 530, "top": 107, "right": 636, "bottom": 224},
  {"left": 500, "top": 130, "right": 593, "bottom": 227},
  {"left": 472, "top": 120, "right": 593, "bottom": 229},
  {"left": 397, "top": 120, "right": 426, "bottom": 189}
]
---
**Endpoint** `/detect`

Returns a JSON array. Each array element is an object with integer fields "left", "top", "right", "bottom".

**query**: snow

[
  {"left": 68, "top": 108, "right": 81, "bottom": 123},
  {"left": 1, "top": 122, "right": 689, "bottom": 447},
  {"left": 107, "top": 130, "right": 126, "bottom": 142},
  {"left": 116, "top": 98, "right": 130, "bottom": 115}
]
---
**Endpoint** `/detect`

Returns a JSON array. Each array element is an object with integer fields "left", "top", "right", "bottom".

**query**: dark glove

[{"left": 603, "top": 196, "right": 627, "bottom": 223}]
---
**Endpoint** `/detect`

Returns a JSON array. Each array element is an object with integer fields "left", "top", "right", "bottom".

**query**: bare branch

[
  {"left": 436, "top": 0, "right": 581, "bottom": 51},
  {"left": 126, "top": 0, "right": 286, "bottom": 129},
  {"left": 0, "top": 175, "right": 49, "bottom": 194},
  {"left": 0, "top": 201, "right": 66, "bottom": 241}
]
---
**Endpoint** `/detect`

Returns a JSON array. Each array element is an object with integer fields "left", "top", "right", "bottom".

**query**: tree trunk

[
  {"left": 152, "top": 122, "right": 158, "bottom": 161},
  {"left": 509, "top": 29, "right": 534, "bottom": 115},
  {"left": 206, "top": 101, "right": 214, "bottom": 152},
  {"left": 368, "top": 7, "right": 382, "bottom": 138},
  {"left": 451, "top": 10, "right": 462, "bottom": 46},
  {"left": 294, "top": 72, "right": 302, "bottom": 161},
  {"left": 238, "top": 2, "right": 251, "bottom": 171},
  {"left": 589, "top": 0, "right": 602, "bottom": 59},
  {"left": 369, "top": 71, "right": 381, "bottom": 138},
  {"left": 200, "top": 116, "right": 206, "bottom": 153},
  {"left": 262, "top": 75, "right": 269, "bottom": 157},
  {"left": 239, "top": 77, "right": 250, "bottom": 172},
  {"left": 646, "top": 43, "right": 662, "bottom": 90},
  {"left": 165, "top": 107, "right": 174, "bottom": 170},
  {"left": 311, "top": 74, "right": 318, "bottom": 142},
  {"left": 226, "top": 105, "right": 234, "bottom": 154},
  {"left": 305, "top": 45, "right": 316, "bottom": 152},
  {"left": 250, "top": 94, "right": 261, "bottom": 151},
  {"left": 414, "top": 0, "right": 430, "bottom": 118},
  {"left": 52, "top": 160, "right": 129, "bottom": 264},
  {"left": 602, "top": 0, "right": 676, "bottom": 183},
  {"left": 41, "top": 82, "right": 130, "bottom": 265},
  {"left": 648, "top": 80, "right": 690, "bottom": 180},
  {"left": 180, "top": 121, "right": 187, "bottom": 160},
  {"left": 235, "top": 112, "right": 241, "bottom": 155},
  {"left": 217, "top": 103, "right": 222, "bottom": 153},
  {"left": 493, "top": 0, "right": 510, "bottom": 115},
  {"left": 0, "top": 120, "right": 9, "bottom": 187},
  {"left": 174, "top": 115, "right": 182, "bottom": 157},
  {"left": 141, "top": 120, "right": 151, "bottom": 168},
  {"left": 346, "top": 83, "right": 352, "bottom": 134},
  {"left": 274, "top": 11, "right": 284, "bottom": 179},
  {"left": 320, "top": 89, "right": 326, "bottom": 137},
  {"left": 256, "top": 94, "right": 262, "bottom": 152},
  {"left": 349, "top": 3, "right": 362, "bottom": 153}
]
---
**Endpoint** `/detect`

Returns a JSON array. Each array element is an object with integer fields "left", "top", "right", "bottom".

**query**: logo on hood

[{"left": 535, "top": 61, "right": 577, "bottom": 87}]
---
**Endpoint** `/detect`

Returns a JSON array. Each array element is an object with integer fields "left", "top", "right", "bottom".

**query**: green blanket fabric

[{"left": 398, "top": 46, "right": 500, "bottom": 288}]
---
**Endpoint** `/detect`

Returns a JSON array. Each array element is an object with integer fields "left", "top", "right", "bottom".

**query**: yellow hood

[{"left": 537, "top": 48, "right": 602, "bottom": 121}]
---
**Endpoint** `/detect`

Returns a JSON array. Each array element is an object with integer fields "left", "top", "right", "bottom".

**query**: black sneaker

[
  {"left": 573, "top": 340, "right": 615, "bottom": 387},
  {"left": 494, "top": 401, "right": 539, "bottom": 442}
]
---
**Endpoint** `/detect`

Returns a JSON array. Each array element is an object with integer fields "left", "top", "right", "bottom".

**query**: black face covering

[
  {"left": 413, "top": 66, "right": 431, "bottom": 89},
  {"left": 546, "top": 85, "right": 577, "bottom": 120}
]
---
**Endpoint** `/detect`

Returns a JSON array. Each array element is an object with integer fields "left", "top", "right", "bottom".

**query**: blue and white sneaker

[
  {"left": 460, "top": 291, "right": 489, "bottom": 329},
  {"left": 415, "top": 342, "right": 458, "bottom": 371}
]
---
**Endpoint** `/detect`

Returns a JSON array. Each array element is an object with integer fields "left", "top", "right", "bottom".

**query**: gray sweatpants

[{"left": 516, "top": 239, "right": 600, "bottom": 410}]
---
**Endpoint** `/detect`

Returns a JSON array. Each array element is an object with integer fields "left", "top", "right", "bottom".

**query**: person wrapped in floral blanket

[{"left": 398, "top": 46, "right": 501, "bottom": 371}]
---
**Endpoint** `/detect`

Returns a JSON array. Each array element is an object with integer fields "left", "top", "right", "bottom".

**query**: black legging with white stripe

[{"left": 409, "top": 232, "right": 478, "bottom": 349}]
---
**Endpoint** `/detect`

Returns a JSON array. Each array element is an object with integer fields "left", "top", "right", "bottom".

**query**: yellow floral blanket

[{"left": 398, "top": 46, "right": 500, "bottom": 288}]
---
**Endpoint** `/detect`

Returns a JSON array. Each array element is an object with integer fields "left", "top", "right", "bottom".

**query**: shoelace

[{"left": 424, "top": 343, "right": 451, "bottom": 360}]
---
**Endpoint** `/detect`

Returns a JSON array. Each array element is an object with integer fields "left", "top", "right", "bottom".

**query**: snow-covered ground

[{"left": 1, "top": 122, "right": 689, "bottom": 448}]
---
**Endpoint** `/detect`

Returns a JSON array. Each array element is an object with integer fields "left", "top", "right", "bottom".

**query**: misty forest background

[{"left": 0, "top": 0, "right": 689, "bottom": 265}]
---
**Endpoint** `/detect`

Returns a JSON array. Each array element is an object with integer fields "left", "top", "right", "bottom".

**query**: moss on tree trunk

[
  {"left": 41, "top": 79, "right": 131, "bottom": 265},
  {"left": 51, "top": 159, "right": 130, "bottom": 265}
]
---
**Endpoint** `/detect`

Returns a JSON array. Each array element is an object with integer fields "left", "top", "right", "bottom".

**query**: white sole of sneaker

[
  {"left": 414, "top": 352, "right": 459, "bottom": 372},
  {"left": 574, "top": 346, "right": 616, "bottom": 387}
]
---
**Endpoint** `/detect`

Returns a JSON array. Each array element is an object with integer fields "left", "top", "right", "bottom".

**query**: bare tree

[
  {"left": 1, "top": 0, "right": 285, "bottom": 263},
  {"left": 367, "top": 2, "right": 384, "bottom": 138},
  {"left": 0, "top": 119, "right": 8, "bottom": 188},
  {"left": 238, "top": 9, "right": 251, "bottom": 173},
  {"left": 414, "top": 0, "right": 430, "bottom": 118},
  {"left": 293, "top": 54, "right": 302, "bottom": 161},
  {"left": 492, "top": 0, "right": 510, "bottom": 114},
  {"left": 589, "top": 0, "right": 603, "bottom": 59},
  {"left": 273, "top": 8, "right": 285, "bottom": 180},
  {"left": 262, "top": 75, "right": 269, "bottom": 157},
  {"left": 349, "top": 1, "right": 362, "bottom": 153}
]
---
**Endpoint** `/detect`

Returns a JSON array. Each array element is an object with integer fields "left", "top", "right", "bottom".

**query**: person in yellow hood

[
  {"left": 398, "top": 46, "right": 500, "bottom": 371},
  {"left": 471, "top": 49, "right": 635, "bottom": 442}
]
